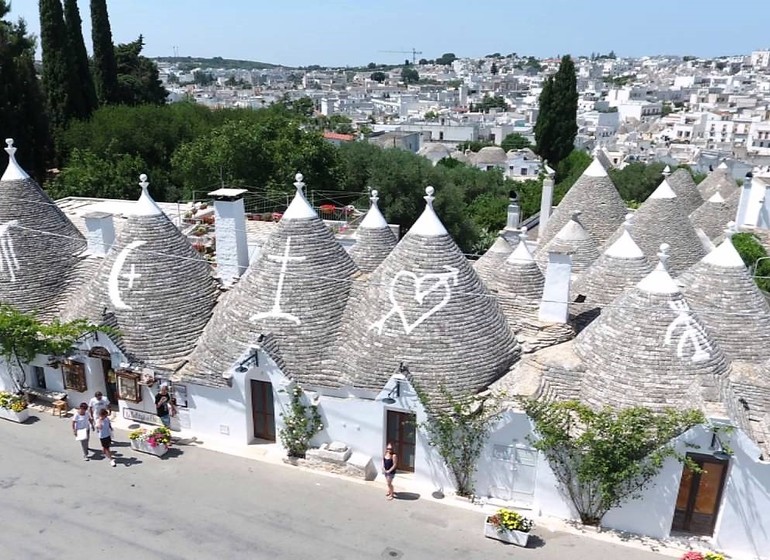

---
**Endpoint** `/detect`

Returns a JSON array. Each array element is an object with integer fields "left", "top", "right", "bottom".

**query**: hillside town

[
  {"left": 160, "top": 50, "right": 770, "bottom": 179},
  {"left": 3, "top": 2, "right": 770, "bottom": 560}
]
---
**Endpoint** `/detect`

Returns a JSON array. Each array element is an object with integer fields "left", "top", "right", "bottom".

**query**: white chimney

[
  {"left": 208, "top": 188, "right": 249, "bottom": 287},
  {"left": 539, "top": 173, "right": 555, "bottom": 234},
  {"left": 505, "top": 191, "right": 521, "bottom": 230},
  {"left": 538, "top": 252, "right": 572, "bottom": 323},
  {"left": 735, "top": 172, "right": 753, "bottom": 227},
  {"left": 83, "top": 211, "right": 115, "bottom": 256}
]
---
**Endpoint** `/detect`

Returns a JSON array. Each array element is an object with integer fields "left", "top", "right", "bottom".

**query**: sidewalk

[{"left": 104, "top": 403, "right": 704, "bottom": 559}]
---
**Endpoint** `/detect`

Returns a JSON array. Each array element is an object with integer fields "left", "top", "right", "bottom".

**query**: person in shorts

[{"left": 96, "top": 408, "right": 116, "bottom": 467}]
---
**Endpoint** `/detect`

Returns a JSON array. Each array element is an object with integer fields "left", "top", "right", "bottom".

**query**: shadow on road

[
  {"left": 21, "top": 415, "right": 41, "bottom": 424},
  {"left": 394, "top": 492, "right": 420, "bottom": 501}
]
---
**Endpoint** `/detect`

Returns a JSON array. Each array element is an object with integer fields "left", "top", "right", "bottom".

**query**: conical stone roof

[
  {"left": 63, "top": 175, "right": 219, "bottom": 366},
  {"left": 337, "top": 187, "right": 520, "bottom": 405},
  {"left": 697, "top": 163, "right": 738, "bottom": 200},
  {"left": 689, "top": 192, "right": 739, "bottom": 241},
  {"left": 572, "top": 214, "right": 652, "bottom": 325},
  {"left": 182, "top": 174, "right": 359, "bottom": 387},
  {"left": 489, "top": 227, "right": 545, "bottom": 333},
  {"left": 666, "top": 168, "right": 703, "bottom": 214},
  {"left": 536, "top": 212, "right": 600, "bottom": 275},
  {"left": 678, "top": 225, "right": 770, "bottom": 363},
  {"left": 537, "top": 155, "right": 627, "bottom": 248},
  {"left": 474, "top": 233, "right": 512, "bottom": 290},
  {"left": 602, "top": 179, "right": 706, "bottom": 275},
  {"left": 0, "top": 139, "right": 86, "bottom": 316},
  {"left": 349, "top": 190, "right": 397, "bottom": 273},
  {"left": 576, "top": 245, "right": 729, "bottom": 411}
]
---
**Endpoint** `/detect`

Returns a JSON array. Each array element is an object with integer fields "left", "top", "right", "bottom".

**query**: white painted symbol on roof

[
  {"left": 251, "top": 236, "right": 306, "bottom": 325},
  {"left": 108, "top": 240, "right": 147, "bottom": 311},
  {"left": 370, "top": 266, "right": 459, "bottom": 336},
  {"left": 664, "top": 299, "right": 710, "bottom": 363},
  {"left": 0, "top": 220, "right": 20, "bottom": 282}
]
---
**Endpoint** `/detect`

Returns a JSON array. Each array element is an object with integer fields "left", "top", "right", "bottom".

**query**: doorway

[
  {"left": 250, "top": 380, "right": 275, "bottom": 442},
  {"left": 102, "top": 359, "right": 118, "bottom": 405},
  {"left": 386, "top": 410, "right": 416, "bottom": 472},
  {"left": 671, "top": 453, "right": 729, "bottom": 536}
]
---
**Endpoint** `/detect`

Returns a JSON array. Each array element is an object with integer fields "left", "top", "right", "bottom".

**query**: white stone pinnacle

[
  {"left": 649, "top": 179, "right": 677, "bottom": 199},
  {"left": 605, "top": 213, "right": 644, "bottom": 259},
  {"left": 1, "top": 138, "right": 30, "bottom": 181},
  {"left": 359, "top": 187, "right": 389, "bottom": 229},
  {"left": 282, "top": 171, "right": 317, "bottom": 220},
  {"left": 636, "top": 243, "right": 679, "bottom": 294},
  {"left": 583, "top": 157, "right": 607, "bottom": 178},
  {"left": 703, "top": 223, "right": 744, "bottom": 268},
  {"left": 132, "top": 173, "right": 163, "bottom": 216},
  {"left": 409, "top": 185, "right": 448, "bottom": 236}
]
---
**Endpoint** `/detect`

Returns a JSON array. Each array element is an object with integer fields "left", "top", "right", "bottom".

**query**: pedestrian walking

[
  {"left": 155, "top": 383, "right": 176, "bottom": 428},
  {"left": 72, "top": 402, "right": 92, "bottom": 461},
  {"left": 88, "top": 391, "right": 111, "bottom": 426},
  {"left": 383, "top": 442, "right": 398, "bottom": 500},
  {"left": 96, "top": 408, "right": 116, "bottom": 467}
]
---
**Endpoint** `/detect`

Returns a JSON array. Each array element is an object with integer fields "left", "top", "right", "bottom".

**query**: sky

[{"left": 7, "top": 0, "right": 770, "bottom": 67}]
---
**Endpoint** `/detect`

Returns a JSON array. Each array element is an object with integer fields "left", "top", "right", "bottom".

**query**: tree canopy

[
  {"left": 90, "top": 0, "right": 119, "bottom": 104},
  {"left": 401, "top": 66, "right": 419, "bottom": 84},
  {"left": 0, "top": 1, "right": 49, "bottom": 178},
  {"left": 114, "top": 35, "right": 168, "bottom": 105},
  {"left": 501, "top": 133, "right": 532, "bottom": 152},
  {"left": 535, "top": 55, "right": 578, "bottom": 166}
]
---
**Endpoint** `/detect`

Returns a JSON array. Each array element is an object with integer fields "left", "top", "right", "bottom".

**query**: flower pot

[
  {"left": 130, "top": 439, "right": 169, "bottom": 457},
  {"left": 484, "top": 520, "right": 530, "bottom": 547},
  {"left": 0, "top": 407, "right": 29, "bottom": 423}
]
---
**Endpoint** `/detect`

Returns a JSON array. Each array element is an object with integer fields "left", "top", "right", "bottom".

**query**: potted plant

[
  {"left": 681, "top": 553, "right": 725, "bottom": 560},
  {"left": 0, "top": 391, "right": 30, "bottom": 423},
  {"left": 484, "top": 508, "right": 534, "bottom": 547},
  {"left": 128, "top": 426, "right": 172, "bottom": 457}
]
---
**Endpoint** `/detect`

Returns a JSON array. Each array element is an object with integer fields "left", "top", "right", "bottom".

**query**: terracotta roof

[{"left": 323, "top": 131, "right": 356, "bottom": 142}]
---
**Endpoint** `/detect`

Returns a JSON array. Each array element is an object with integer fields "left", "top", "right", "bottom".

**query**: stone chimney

[
  {"left": 83, "top": 211, "right": 115, "bottom": 256},
  {"left": 208, "top": 187, "right": 249, "bottom": 287},
  {"left": 735, "top": 172, "right": 753, "bottom": 227},
  {"left": 538, "top": 251, "right": 572, "bottom": 323},
  {"left": 505, "top": 190, "right": 521, "bottom": 230},
  {"left": 539, "top": 168, "right": 555, "bottom": 234}
]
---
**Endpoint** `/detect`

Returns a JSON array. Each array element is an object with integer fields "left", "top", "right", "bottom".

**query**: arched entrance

[{"left": 88, "top": 347, "right": 118, "bottom": 405}]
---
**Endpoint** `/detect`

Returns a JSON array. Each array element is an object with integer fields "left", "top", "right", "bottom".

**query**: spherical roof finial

[
  {"left": 139, "top": 174, "right": 149, "bottom": 189},
  {"left": 519, "top": 226, "right": 529, "bottom": 241}
]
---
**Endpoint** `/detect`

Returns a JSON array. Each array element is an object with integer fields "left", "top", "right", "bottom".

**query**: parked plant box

[
  {"left": 130, "top": 439, "right": 168, "bottom": 457},
  {"left": 484, "top": 520, "right": 530, "bottom": 547},
  {"left": 0, "top": 408, "right": 30, "bottom": 423}
]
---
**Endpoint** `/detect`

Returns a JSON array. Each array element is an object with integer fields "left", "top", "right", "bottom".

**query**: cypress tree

[
  {"left": 39, "top": 0, "right": 84, "bottom": 133},
  {"left": 534, "top": 54, "right": 578, "bottom": 166},
  {"left": 63, "top": 0, "right": 97, "bottom": 114},
  {"left": 90, "top": 0, "right": 118, "bottom": 104},
  {"left": 0, "top": 1, "right": 51, "bottom": 178}
]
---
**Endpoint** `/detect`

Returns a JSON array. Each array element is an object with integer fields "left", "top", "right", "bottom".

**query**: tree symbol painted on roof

[
  {"left": 369, "top": 265, "right": 459, "bottom": 336},
  {"left": 0, "top": 219, "right": 20, "bottom": 282}
]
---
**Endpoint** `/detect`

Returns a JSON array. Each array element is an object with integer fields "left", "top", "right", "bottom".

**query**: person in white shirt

[
  {"left": 72, "top": 403, "right": 91, "bottom": 461},
  {"left": 96, "top": 408, "right": 116, "bottom": 467},
  {"left": 88, "top": 391, "right": 110, "bottom": 426}
]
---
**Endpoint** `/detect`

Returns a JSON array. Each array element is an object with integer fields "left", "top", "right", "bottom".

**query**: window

[
  {"left": 439, "top": 131, "right": 444, "bottom": 141},
  {"left": 32, "top": 366, "right": 46, "bottom": 389},
  {"left": 520, "top": 168, "right": 528, "bottom": 175},
  {"left": 116, "top": 370, "right": 142, "bottom": 403},
  {"left": 61, "top": 360, "right": 87, "bottom": 393}
]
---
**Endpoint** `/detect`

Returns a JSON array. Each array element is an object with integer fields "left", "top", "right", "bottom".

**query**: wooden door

[
  {"left": 250, "top": 380, "right": 275, "bottom": 442},
  {"left": 386, "top": 410, "right": 416, "bottom": 472},
  {"left": 671, "top": 454, "right": 729, "bottom": 536}
]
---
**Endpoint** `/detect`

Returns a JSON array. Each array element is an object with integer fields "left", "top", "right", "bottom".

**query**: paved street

[{"left": 0, "top": 409, "right": 670, "bottom": 560}]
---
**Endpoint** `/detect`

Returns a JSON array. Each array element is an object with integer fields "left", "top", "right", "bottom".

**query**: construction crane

[{"left": 380, "top": 48, "right": 423, "bottom": 65}]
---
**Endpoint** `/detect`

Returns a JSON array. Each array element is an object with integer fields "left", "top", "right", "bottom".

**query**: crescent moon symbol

[{"left": 108, "top": 240, "right": 147, "bottom": 311}]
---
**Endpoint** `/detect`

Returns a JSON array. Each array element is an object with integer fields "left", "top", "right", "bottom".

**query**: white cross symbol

[
  {"left": 121, "top": 265, "right": 141, "bottom": 290},
  {"left": 251, "top": 236, "right": 307, "bottom": 325}
]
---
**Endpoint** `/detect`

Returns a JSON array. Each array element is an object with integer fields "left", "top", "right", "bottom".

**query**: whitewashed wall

[{"left": 713, "top": 430, "right": 770, "bottom": 560}]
